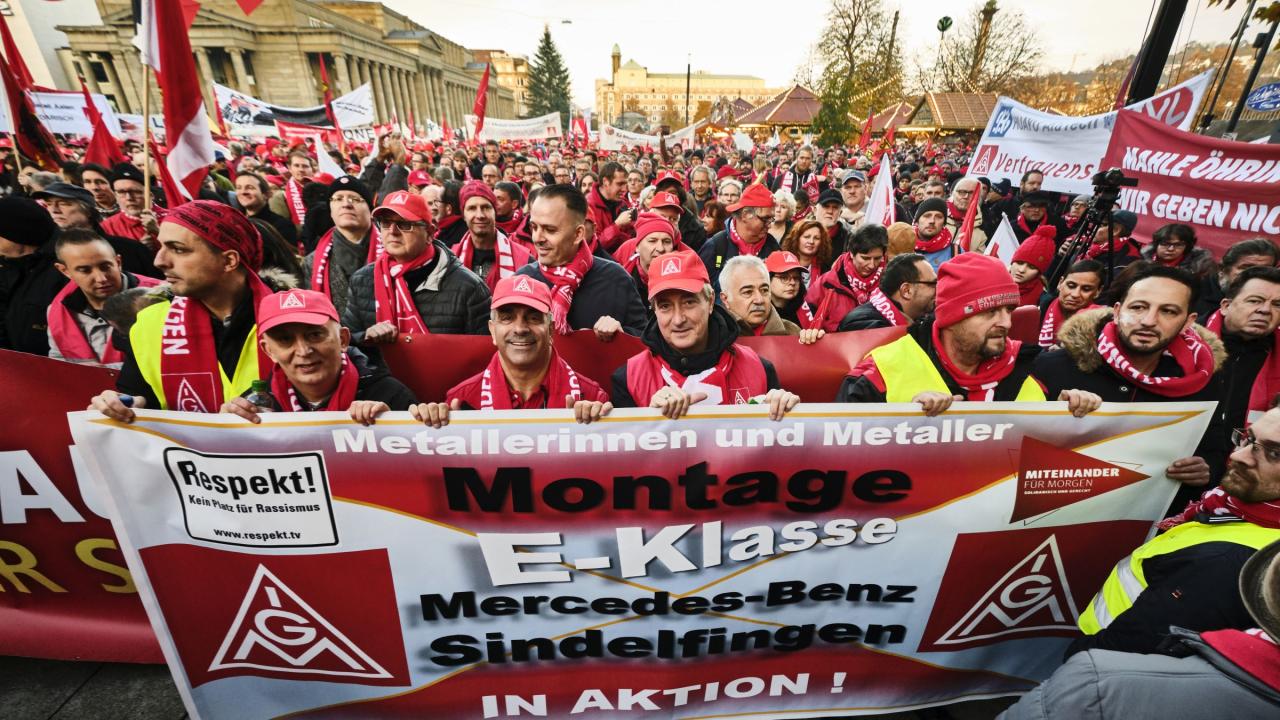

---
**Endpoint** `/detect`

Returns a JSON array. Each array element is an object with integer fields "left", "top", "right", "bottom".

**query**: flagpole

[{"left": 142, "top": 65, "right": 153, "bottom": 210}]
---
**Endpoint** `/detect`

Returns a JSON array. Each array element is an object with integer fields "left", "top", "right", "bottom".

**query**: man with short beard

[
  {"left": 910, "top": 197, "right": 957, "bottom": 271},
  {"left": 689, "top": 165, "right": 715, "bottom": 215},
  {"left": 235, "top": 172, "right": 297, "bottom": 250},
  {"left": 838, "top": 252, "right": 936, "bottom": 332},
  {"left": 303, "top": 177, "right": 378, "bottom": 315},
  {"left": 1034, "top": 265, "right": 1229, "bottom": 509},
  {"left": 452, "top": 181, "right": 532, "bottom": 293},
  {"left": 841, "top": 253, "right": 1101, "bottom": 418},
  {"left": 1038, "top": 259, "right": 1104, "bottom": 348},
  {"left": 99, "top": 163, "right": 158, "bottom": 246},
  {"left": 1203, "top": 266, "right": 1280, "bottom": 436},
  {"left": 585, "top": 161, "right": 634, "bottom": 252}
]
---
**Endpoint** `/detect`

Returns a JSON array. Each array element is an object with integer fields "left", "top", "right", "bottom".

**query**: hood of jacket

[{"left": 1056, "top": 306, "right": 1227, "bottom": 374}]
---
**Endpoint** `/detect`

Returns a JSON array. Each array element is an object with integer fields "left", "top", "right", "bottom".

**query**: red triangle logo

[{"left": 1011, "top": 436, "right": 1148, "bottom": 522}]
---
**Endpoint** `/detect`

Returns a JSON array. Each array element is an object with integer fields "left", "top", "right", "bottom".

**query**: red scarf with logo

[
  {"left": 869, "top": 288, "right": 908, "bottom": 327},
  {"left": 1096, "top": 320, "right": 1214, "bottom": 397},
  {"left": 931, "top": 321, "right": 1024, "bottom": 401},
  {"left": 477, "top": 350, "right": 584, "bottom": 409},
  {"left": 810, "top": 255, "right": 883, "bottom": 331},
  {"left": 159, "top": 273, "right": 274, "bottom": 412},
  {"left": 914, "top": 225, "right": 953, "bottom": 254},
  {"left": 1206, "top": 310, "right": 1280, "bottom": 416},
  {"left": 453, "top": 230, "right": 523, "bottom": 293},
  {"left": 284, "top": 178, "right": 307, "bottom": 225},
  {"left": 270, "top": 353, "right": 360, "bottom": 411},
  {"left": 541, "top": 241, "right": 595, "bottom": 335},
  {"left": 626, "top": 344, "right": 769, "bottom": 406},
  {"left": 372, "top": 244, "right": 436, "bottom": 335},
  {"left": 1159, "top": 486, "right": 1280, "bottom": 530},
  {"left": 1038, "top": 298, "right": 1099, "bottom": 348},
  {"left": 310, "top": 226, "right": 381, "bottom": 299},
  {"left": 47, "top": 274, "right": 161, "bottom": 365},
  {"left": 726, "top": 219, "right": 765, "bottom": 257}
]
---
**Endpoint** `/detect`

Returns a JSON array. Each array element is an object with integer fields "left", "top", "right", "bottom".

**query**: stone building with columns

[{"left": 56, "top": 0, "right": 514, "bottom": 129}]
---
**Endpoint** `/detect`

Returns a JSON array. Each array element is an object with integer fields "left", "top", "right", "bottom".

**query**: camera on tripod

[
  {"left": 1045, "top": 168, "right": 1140, "bottom": 288},
  {"left": 1091, "top": 168, "right": 1139, "bottom": 191}
]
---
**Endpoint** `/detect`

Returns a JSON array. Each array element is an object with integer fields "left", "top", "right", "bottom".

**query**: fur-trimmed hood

[{"left": 1055, "top": 306, "right": 1227, "bottom": 374}]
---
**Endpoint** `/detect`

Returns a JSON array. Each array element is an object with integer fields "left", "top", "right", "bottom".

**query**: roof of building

[
  {"left": 905, "top": 92, "right": 999, "bottom": 130},
  {"left": 870, "top": 101, "right": 915, "bottom": 132},
  {"left": 736, "top": 85, "right": 822, "bottom": 126}
]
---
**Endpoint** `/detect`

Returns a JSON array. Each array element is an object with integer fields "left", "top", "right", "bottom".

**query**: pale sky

[{"left": 399, "top": 0, "right": 1251, "bottom": 109}]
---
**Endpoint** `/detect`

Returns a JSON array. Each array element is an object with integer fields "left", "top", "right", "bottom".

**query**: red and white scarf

[
  {"left": 1038, "top": 298, "right": 1100, "bottom": 348},
  {"left": 1159, "top": 486, "right": 1280, "bottom": 530},
  {"left": 159, "top": 273, "right": 274, "bottom": 412},
  {"left": 454, "top": 230, "right": 519, "bottom": 293},
  {"left": 270, "top": 353, "right": 360, "bottom": 411},
  {"left": 310, "top": 226, "right": 381, "bottom": 300},
  {"left": 477, "top": 349, "right": 583, "bottom": 409},
  {"left": 1206, "top": 310, "right": 1280, "bottom": 417},
  {"left": 779, "top": 167, "right": 819, "bottom": 202},
  {"left": 47, "top": 274, "right": 161, "bottom": 365},
  {"left": 914, "top": 225, "right": 954, "bottom": 254},
  {"left": 1096, "top": 320, "right": 1214, "bottom": 397},
  {"left": 931, "top": 321, "right": 1024, "bottom": 401},
  {"left": 284, "top": 178, "right": 308, "bottom": 226},
  {"left": 541, "top": 241, "right": 595, "bottom": 335},
  {"left": 810, "top": 255, "right": 883, "bottom": 330},
  {"left": 726, "top": 219, "right": 765, "bottom": 257},
  {"left": 869, "top": 288, "right": 909, "bottom": 327},
  {"left": 372, "top": 245, "right": 437, "bottom": 336}
]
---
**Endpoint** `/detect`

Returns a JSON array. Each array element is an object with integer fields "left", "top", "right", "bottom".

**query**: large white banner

[
  {"left": 213, "top": 83, "right": 374, "bottom": 138},
  {"left": 29, "top": 90, "right": 123, "bottom": 137},
  {"left": 967, "top": 70, "right": 1214, "bottom": 194},
  {"left": 464, "top": 112, "right": 562, "bottom": 142},
  {"left": 598, "top": 122, "right": 699, "bottom": 151}
]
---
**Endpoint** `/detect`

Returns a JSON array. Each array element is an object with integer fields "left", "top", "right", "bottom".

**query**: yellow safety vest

[
  {"left": 129, "top": 300, "right": 262, "bottom": 410},
  {"left": 1079, "top": 520, "right": 1280, "bottom": 635},
  {"left": 866, "top": 334, "right": 1045, "bottom": 403}
]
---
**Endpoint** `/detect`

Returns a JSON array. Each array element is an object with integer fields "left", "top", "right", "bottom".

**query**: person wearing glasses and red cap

[
  {"left": 414, "top": 274, "right": 612, "bottom": 427},
  {"left": 611, "top": 250, "right": 799, "bottom": 419},
  {"left": 341, "top": 190, "right": 490, "bottom": 365},
  {"left": 220, "top": 289, "right": 416, "bottom": 425},
  {"left": 698, "top": 183, "right": 779, "bottom": 293}
]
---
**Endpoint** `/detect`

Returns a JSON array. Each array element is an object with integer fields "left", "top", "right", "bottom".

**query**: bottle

[{"left": 245, "top": 380, "right": 279, "bottom": 414}]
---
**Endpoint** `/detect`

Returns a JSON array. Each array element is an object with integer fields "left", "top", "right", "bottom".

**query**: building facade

[
  {"left": 594, "top": 44, "right": 777, "bottom": 129},
  {"left": 56, "top": 0, "right": 514, "bottom": 128},
  {"left": 473, "top": 49, "right": 528, "bottom": 116}
]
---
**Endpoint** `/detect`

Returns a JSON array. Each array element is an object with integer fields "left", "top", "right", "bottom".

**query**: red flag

[
  {"left": 148, "top": 138, "right": 187, "bottom": 208},
  {"left": 442, "top": 116, "right": 452, "bottom": 143},
  {"left": 0, "top": 51, "right": 61, "bottom": 169},
  {"left": 406, "top": 108, "right": 416, "bottom": 141},
  {"left": 81, "top": 79, "right": 127, "bottom": 166},
  {"left": 317, "top": 54, "right": 346, "bottom": 153},
  {"left": 956, "top": 185, "right": 981, "bottom": 252},
  {"left": 140, "top": 0, "right": 215, "bottom": 201},
  {"left": 233, "top": 0, "right": 264, "bottom": 15},
  {"left": 857, "top": 110, "right": 874, "bottom": 152},
  {"left": 0, "top": 13, "right": 33, "bottom": 90},
  {"left": 472, "top": 63, "right": 490, "bottom": 141}
]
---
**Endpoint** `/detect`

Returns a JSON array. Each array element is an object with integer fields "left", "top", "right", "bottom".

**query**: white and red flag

[{"left": 863, "top": 154, "right": 896, "bottom": 227}]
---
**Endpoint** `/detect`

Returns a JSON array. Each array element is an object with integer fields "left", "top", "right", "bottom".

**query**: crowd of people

[{"left": 1, "top": 127, "right": 1278, "bottom": 714}]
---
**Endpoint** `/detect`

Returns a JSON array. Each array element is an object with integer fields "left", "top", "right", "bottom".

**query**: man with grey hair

[
  {"left": 719, "top": 255, "right": 799, "bottom": 337},
  {"left": 717, "top": 178, "right": 743, "bottom": 209},
  {"left": 945, "top": 177, "right": 988, "bottom": 251},
  {"left": 689, "top": 165, "right": 715, "bottom": 214}
]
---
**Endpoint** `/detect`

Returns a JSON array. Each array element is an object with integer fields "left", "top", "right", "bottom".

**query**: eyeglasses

[
  {"left": 1232, "top": 428, "right": 1280, "bottom": 464},
  {"left": 330, "top": 196, "right": 367, "bottom": 206},
  {"left": 1159, "top": 242, "right": 1188, "bottom": 250},
  {"left": 374, "top": 219, "right": 426, "bottom": 232}
]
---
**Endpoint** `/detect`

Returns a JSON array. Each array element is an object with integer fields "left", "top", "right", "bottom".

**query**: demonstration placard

[
  {"left": 70, "top": 402, "right": 1212, "bottom": 719},
  {"left": 29, "top": 89, "right": 124, "bottom": 137},
  {"left": 598, "top": 123, "right": 699, "bottom": 151},
  {"left": 464, "top": 112, "right": 562, "bottom": 142},
  {"left": 213, "top": 83, "right": 374, "bottom": 137},
  {"left": 968, "top": 70, "right": 1213, "bottom": 195},
  {"left": 1102, "top": 109, "right": 1280, "bottom": 257}
]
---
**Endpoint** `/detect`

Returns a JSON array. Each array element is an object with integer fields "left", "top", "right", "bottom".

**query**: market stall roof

[
  {"left": 871, "top": 101, "right": 915, "bottom": 132},
  {"left": 900, "top": 92, "right": 998, "bottom": 131},
  {"left": 736, "top": 85, "right": 822, "bottom": 126}
]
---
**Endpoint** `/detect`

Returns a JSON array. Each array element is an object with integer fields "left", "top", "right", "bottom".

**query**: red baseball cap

[
  {"left": 765, "top": 251, "right": 805, "bottom": 274},
  {"left": 407, "top": 169, "right": 432, "bottom": 187},
  {"left": 492, "top": 274, "right": 552, "bottom": 313},
  {"left": 257, "top": 290, "right": 340, "bottom": 334},
  {"left": 725, "top": 183, "right": 774, "bottom": 214},
  {"left": 654, "top": 170, "right": 683, "bottom": 188},
  {"left": 373, "top": 191, "right": 433, "bottom": 223},
  {"left": 646, "top": 249, "right": 708, "bottom": 299},
  {"left": 649, "top": 191, "right": 683, "bottom": 213}
]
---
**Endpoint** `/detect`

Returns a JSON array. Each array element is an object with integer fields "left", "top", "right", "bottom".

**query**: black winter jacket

[
  {"left": 0, "top": 242, "right": 67, "bottom": 355},
  {"left": 698, "top": 229, "right": 781, "bottom": 292},
  {"left": 838, "top": 299, "right": 896, "bottom": 332},
  {"left": 515, "top": 256, "right": 647, "bottom": 336}
]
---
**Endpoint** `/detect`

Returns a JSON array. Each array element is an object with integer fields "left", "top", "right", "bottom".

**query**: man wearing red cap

[
  {"left": 415, "top": 275, "right": 610, "bottom": 425},
  {"left": 611, "top": 249, "right": 800, "bottom": 419},
  {"left": 651, "top": 179, "right": 707, "bottom": 251},
  {"left": 807, "top": 223, "right": 889, "bottom": 332},
  {"left": 220, "top": 289, "right": 416, "bottom": 424},
  {"left": 342, "top": 190, "right": 490, "bottom": 362},
  {"left": 616, "top": 212, "right": 684, "bottom": 305},
  {"left": 303, "top": 176, "right": 378, "bottom": 314},
  {"left": 1010, "top": 224, "right": 1057, "bottom": 307},
  {"left": 699, "top": 183, "right": 779, "bottom": 292},
  {"left": 839, "top": 253, "right": 1100, "bottom": 418},
  {"left": 452, "top": 180, "right": 532, "bottom": 294},
  {"left": 90, "top": 201, "right": 280, "bottom": 420},
  {"left": 516, "top": 185, "right": 646, "bottom": 341}
]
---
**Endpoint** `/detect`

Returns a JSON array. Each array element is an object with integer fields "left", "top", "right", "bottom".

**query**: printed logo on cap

[
  {"left": 512, "top": 277, "right": 534, "bottom": 294},
  {"left": 782, "top": 252, "right": 798, "bottom": 263},
  {"left": 389, "top": 193, "right": 408, "bottom": 205},
  {"left": 279, "top": 292, "right": 306, "bottom": 309},
  {"left": 661, "top": 257, "right": 682, "bottom": 275}
]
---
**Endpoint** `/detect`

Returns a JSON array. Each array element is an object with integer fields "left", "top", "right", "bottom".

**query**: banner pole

[{"left": 142, "top": 65, "right": 153, "bottom": 210}]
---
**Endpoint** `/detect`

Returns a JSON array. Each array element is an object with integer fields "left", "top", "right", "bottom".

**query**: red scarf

[
  {"left": 541, "top": 241, "right": 595, "bottom": 335},
  {"left": 453, "top": 230, "right": 522, "bottom": 293},
  {"left": 1017, "top": 278, "right": 1043, "bottom": 307},
  {"left": 869, "top": 288, "right": 908, "bottom": 327},
  {"left": 496, "top": 206, "right": 525, "bottom": 235},
  {"left": 270, "top": 353, "right": 360, "bottom": 411},
  {"left": 1015, "top": 213, "right": 1040, "bottom": 237},
  {"left": 914, "top": 225, "right": 953, "bottom": 254},
  {"left": 626, "top": 344, "right": 769, "bottom": 406},
  {"left": 47, "top": 274, "right": 161, "bottom": 365},
  {"left": 372, "top": 245, "right": 437, "bottom": 336},
  {"left": 1038, "top": 299, "right": 1099, "bottom": 348},
  {"left": 810, "top": 255, "right": 883, "bottom": 330},
  {"left": 284, "top": 178, "right": 307, "bottom": 226},
  {"left": 726, "top": 219, "right": 765, "bottom": 257},
  {"left": 159, "top": 273, "right": 274, "bottom": 412},
  {"left": 1201, "top": 629, "right": 1280, "bottom": 693},
  {"left": 797, "top": 301, "right": 815, "bottom": 328},
  {"left": 477, "top": 349, "right": 583, "bottom": 409},
  {"left": 310, "top": 226, "right": 381, "bottom": 299},
  {"left": 1159, "top": 486, "right": 1280, "bottom": 531},
  {"left": 1096, "top": 320, "right": 1214, "bottom": 397},
  {"left": 1206, "top": 310, "right": 1280, "bottom": 417},
  {"left": 1084, "top": 237, "right": 1139, "bottom": 260},
  {"left": 931, "top": 321, "right": 1024, "bottom": 401},
  {"left": 945, "top": 200, "right": 966, "bottom": 222}
]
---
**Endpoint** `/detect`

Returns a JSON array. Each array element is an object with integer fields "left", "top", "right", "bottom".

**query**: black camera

[{"left": 1091, "top": 168, "right": 1139, "bottom": 190}]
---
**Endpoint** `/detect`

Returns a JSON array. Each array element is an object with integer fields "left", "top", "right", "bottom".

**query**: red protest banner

[
  {"left": 0, "top": 350, "right": 161, "bottom": 662},
  {"left": 1102, "top": 109, "right": 1280, "bottom": 258},
  {"left": 275, "top": 119, "right": 343, "bottom": 147}
]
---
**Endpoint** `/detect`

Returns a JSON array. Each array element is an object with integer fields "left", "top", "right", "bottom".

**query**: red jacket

[{"left": 587, "top": 184, "right": 634, "bottom": 252}]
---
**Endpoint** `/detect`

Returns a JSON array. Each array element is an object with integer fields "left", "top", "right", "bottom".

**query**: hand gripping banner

[{"left": 70, "top": 401, "right": 1212, "bottom": 718}]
